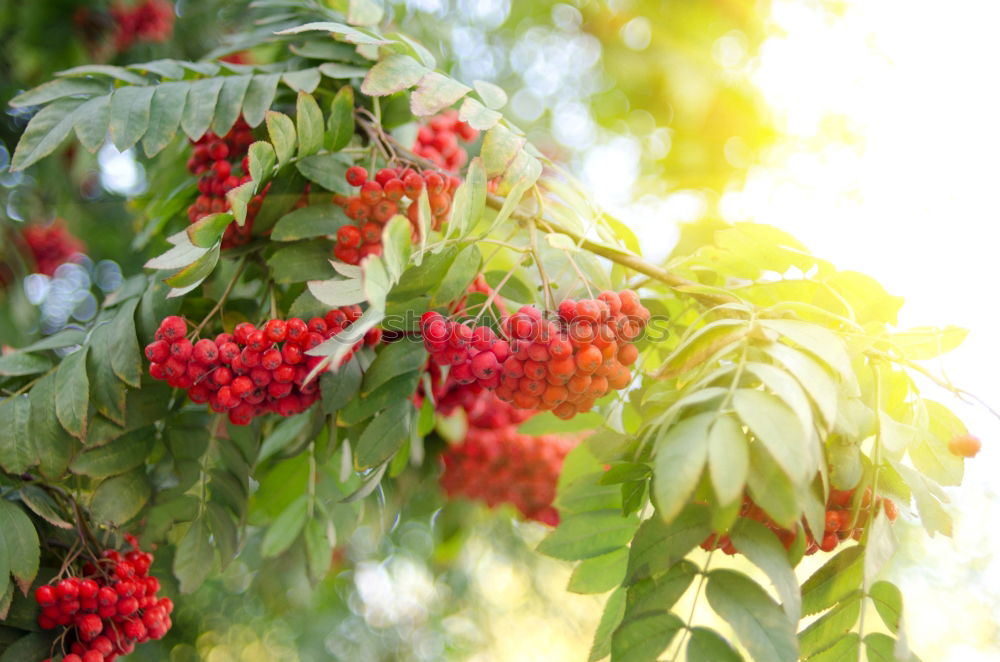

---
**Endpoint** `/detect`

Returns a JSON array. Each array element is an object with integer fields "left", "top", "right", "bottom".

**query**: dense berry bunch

[
  {"left": 145, "top": 308, "right": 380, "bottom": 424},
  {"left": 412, "top": 110, "right": 479, "bottom": 171},
  {"left": 111, "top": 0, "right": 175, "bottom": 51},
  {"left": 186, "top": 117, "right": 267, "bottom": 248},
  {"left": 497, "top": 292, "right": 648, "bottom": 417},
  {"left": 420, "top": 312, "right": 510, "bottom": 390},
  {"left": 34, "top": 535, "right": 172, "bottom": 661},
  {"left": 21, "top": 220, "right": 85, "bottom": 276},
  {"left": 332, "top": 165, "right": 460, "bottom": 265},
  {"left": 421, "top": 291, "right": 648, "bottom": 419},
  {"left": 438, "top": 387, "right": 573, "bottom": 526},
  {"left": 701, "top": 487, "right": 898, "bottom": 557}
]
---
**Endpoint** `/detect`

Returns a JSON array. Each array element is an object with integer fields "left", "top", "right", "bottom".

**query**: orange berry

[
  {"left": 512, "top": 391, "right": 540, "bottom": 410},
  {"left": 542, "top": 384, "right": 568, "bottom": 407},
  {"left": 553, "top": 402, "right": 576, "bottom": 420},
  {"left": 547, "top": 356, "right": 576, "bottom": 377},
  {"left": 575, "top": 346, "right": 603, "bottom": 374},
  {"left": 948, "top": 434, "right": 981, "bottom": 458},
  {"left": 617, "top": 343, "right": 638, "bottom": 366},
  {"left": 567, "top": 373, "right": 591, "bottom": 395}
]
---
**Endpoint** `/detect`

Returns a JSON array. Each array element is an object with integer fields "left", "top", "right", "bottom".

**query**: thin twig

[
  {"left": 528, "top": 215, "right": 555, "bottom": 311},
  {"left": 191, "top": 257, "right": 248, "bottom": 337}
]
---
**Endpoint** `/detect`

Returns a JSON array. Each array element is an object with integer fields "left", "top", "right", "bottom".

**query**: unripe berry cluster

[
  {"left": 34, "top": 535, "right": 173, "bottom": 662},
  {"left": 412, "top": 110, "right": 479, "bottom": 171},
  {"left": 700, "top": 487, "right": 898, "bottom": 557},
  {"left": 186, "top": 117, "right": 267, "bottom": 248},
  {"left": 421, "top": 291, "right": 648, "bottom": 420},
  {"left": 20, "top": 220, "right": 85, "bottom": 276},
  {"left": 145, "top": 309, "right": 381, "bottom": 425},
  {"left": 332, "top": 165, "right": 460, "bottom": 265},
  {"left": 435, "top": 380, "right": 574, "bottom": 526},
  {"left": 110, "top": 0, "right": 174, "bottom": 52}
]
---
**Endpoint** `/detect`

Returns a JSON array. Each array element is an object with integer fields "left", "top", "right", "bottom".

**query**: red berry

[
  {"left": 144, "top": 340, "right": 170, "bottom": 363},
  {"left": 424, "top": 171, "right": 445, "bottom": 194},
  {"left": 218, "top": 341, "right": 240, "bottom": 362},
  {"left": 91, "top": 636, "right": 113, "bottom": 655},
  {"left": 471, "top": 325, "right": 496, "bottom": 351},
  {"left": 286, "top": 318, "right": 308, "bottom": 342},
  {"left": 273, "top": 364, "right": 296, "bottom": 383},
  {"left": 264, "top": 319, "right": 287, "bottom": 342},
  {"left": 372, "top": 199, "right": 398, "bottom": 223},
  {"left": 192, "top": 338, "right": 219, "bottom": 364},
  {"left": 361, "top": 222, "right": 381, "bottom": 244},
  {"left": 471, "top": 351, "right": 499, "bottom": 380},
  {"left": 159, "top": 316, "right": 186, "bottom": 341},
  {"left": 97, "top": 586, "right": 117, "bottom": 606},
  {"left": 35, "top": 585, "right": 56, "bottom": 607},
  {"left": 169, "top": 337, "right": 193, "bottom": 361},
  {"left": 231, "top": 376, "right": 253, "bottom": 398},
  {"left": 345, "top": 166, "right": 368, "bottom": 187},
  {"left": 282, "top": 344, "right": 303, "bottom": 365},
  {"left": 233, "top": 322, "right": 256, "bottom": 344},
  {"left": 337, "top": 225, "right": 362, "bottom": 249},
  {"left": 78, "top": 613, "right": 103, "bottom": 639},
  {"left": 403, "top": 173, "right": 424, "bottom": 198},
  {"left": 375, "top": 168, "right": 397, "bottom": 185},
  {"left": 56, "top": 579, "right": 79, "bottom": 600},
  {"left": 334, "top": 243, "right": 361, "bottom": 264},
  {"left": 117, "top": 596, "right": 139, "bottom": 615},
  {"left": 384, "top": 178, "right": 405, "bottom": 201},
  {"left": 211, "top": 366, "right": 233, "bottom": 386},
  {"left": 261, "top": 348, "right": 282, "bottom": 370},
  {"left": 360, "top": 180, "right": 383, "bottom": 205}
]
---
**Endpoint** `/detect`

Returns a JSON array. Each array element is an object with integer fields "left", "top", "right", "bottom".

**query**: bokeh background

[{"left": 2, "top": 0, "right": 998, "bottom": 659}]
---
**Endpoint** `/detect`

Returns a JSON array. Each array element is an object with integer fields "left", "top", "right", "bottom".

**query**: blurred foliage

[{"left": 387, "top": 0, "right": 776, "bottom": 203}]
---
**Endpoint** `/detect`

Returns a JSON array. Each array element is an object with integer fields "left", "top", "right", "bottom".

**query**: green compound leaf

[{"left": 705, "top": 569, "right": 798, "bottom": 662}]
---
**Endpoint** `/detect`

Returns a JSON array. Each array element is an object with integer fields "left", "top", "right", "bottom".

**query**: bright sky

[{"left": 584, "top": 1, "right": 1000, "bottom": 659}]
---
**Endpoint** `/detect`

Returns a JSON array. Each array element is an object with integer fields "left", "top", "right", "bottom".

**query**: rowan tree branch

[{"left": 354, "top": 114, "right": 736, "bottom": 308}]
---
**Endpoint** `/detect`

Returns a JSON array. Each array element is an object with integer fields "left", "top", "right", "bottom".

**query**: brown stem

[{"left": 191, "top": 257, "right": 248, "bottom": 338}]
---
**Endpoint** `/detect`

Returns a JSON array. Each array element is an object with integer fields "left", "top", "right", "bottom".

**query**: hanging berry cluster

[
  {"left": 186, "top": 117, "right": 268, "bottom": 248},
  {"left": 432, "top": 374, "right": 574, "bottom": 526},
  {"left": 421, "top": 290, "right": 648, "bottom": 420},
  {"left": 34, "top": 535, "right": 172, "bottom": 661},
  {"left": 145, "top": 309, "right": 381, "bottom": 425},
  {"left": 332, "top": 166, "right": 460, "bottom": 265},
  {"left": 20, "top": 220, "right": 85, "bottom": 276},
  {"left": 110, "top": 0, "right": 175, "bottom": 52},
  {"left": 701, "top": 486, "right": 898, "bottom": 556},
  {"left": 412, "top": 109, "right": 479, "bottom": 171}
]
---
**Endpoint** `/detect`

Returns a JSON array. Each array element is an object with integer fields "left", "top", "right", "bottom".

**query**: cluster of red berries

[
  {"left": 145, "top": 309, "right": 380, "bottom": 425},
  {"left": 111, "top": 0, "right": 175, "bottom": 52},
  {"left": 332, "top": 165, "right": 460, "bottom": 265},
  {"left": 20, "top": 220, "right": 85, "bottom": 276},
  {"left": 34, "top": 535, "right": 172, "bottom": 661},
  {"left": 420, "top": 312, "right": 509, "bottom": 390},
  {"left": 186, "top": 117, "right": 267, "bottom": 248},
  {"left": 421, "top": 291, "right": 647, "bottom": 420},
  {"left": 435, "top": 379, "right": 573, "bottom": 526},
  {"left": 701, "top": 487, "right": 898, "bottom": 557},
  {"left": 412, "top": 110, "right": 478, "bottom": 171}
]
